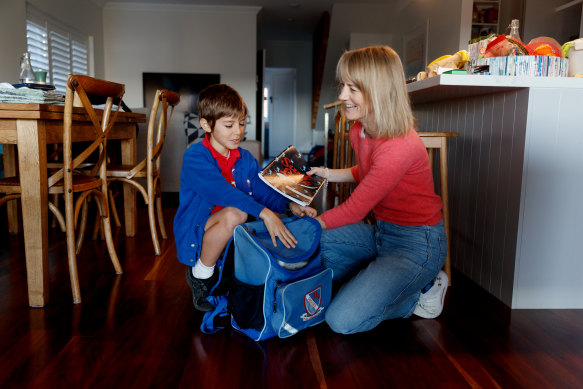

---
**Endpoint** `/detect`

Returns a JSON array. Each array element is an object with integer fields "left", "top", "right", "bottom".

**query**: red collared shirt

[{"left": 202, "top": 134, "right": 241, "bottom": 213}]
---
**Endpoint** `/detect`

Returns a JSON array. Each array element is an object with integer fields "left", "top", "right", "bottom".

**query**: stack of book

[{"left": 0, "top": 83, "right": 64, "bottom": 104}]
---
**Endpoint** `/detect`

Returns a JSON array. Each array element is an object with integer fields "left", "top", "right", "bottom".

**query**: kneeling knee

[
  {"left": 223, "top": 207, "right": 248, "bottom": 229},
  {"left": 325, "top": 305, "right": 358, "bottom": 335}
]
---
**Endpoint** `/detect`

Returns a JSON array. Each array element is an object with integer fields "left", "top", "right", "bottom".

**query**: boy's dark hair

[{"left": 197, "top": 84, "right": 248, "bottom": 130}]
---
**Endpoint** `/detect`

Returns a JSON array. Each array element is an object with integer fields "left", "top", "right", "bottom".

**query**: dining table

[{"left": 0, "top": 103, "right": 146, "bottom": 307}]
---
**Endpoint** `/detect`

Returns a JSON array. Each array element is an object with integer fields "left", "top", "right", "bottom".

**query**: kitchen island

[{"left": 408, "top": 74, "right": 583, "bottom": 308}]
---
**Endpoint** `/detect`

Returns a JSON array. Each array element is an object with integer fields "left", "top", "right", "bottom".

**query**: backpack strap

[
  {"left": 199, "top": 239, "right": 234, "bottom": 334},
  {"left": 200, "top": 295, "right": 229, "bottom": 334}
]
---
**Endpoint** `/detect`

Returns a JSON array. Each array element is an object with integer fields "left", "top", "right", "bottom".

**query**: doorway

[{"left": 263, "top": 68, "right": 296, "bottom": 159}]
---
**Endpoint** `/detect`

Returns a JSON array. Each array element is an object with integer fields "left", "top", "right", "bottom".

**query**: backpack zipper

[{"left": 273, "top": 280, "right": 281, "bottom": 313}]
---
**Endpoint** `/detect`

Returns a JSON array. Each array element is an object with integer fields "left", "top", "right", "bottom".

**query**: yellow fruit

[
  {"left": 455, "top": 50, "right": 469, "bottom": 68},
  {"left": 457, "top": 50, "right": 469, "bottom": 62},
  {"left": 428, "top": 55, "right": 451, "bottom": 67}
]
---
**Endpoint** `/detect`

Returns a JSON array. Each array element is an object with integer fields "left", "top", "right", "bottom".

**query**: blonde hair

[{"left": 336, "top": 45, "right": 414, "bottom": 139}]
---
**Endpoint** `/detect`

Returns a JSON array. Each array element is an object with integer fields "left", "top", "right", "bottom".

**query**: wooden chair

[
  {"left": 331, "top": 108, "right": 355, "bottom": 205},
  {"left": 0, "top": 74, "right": 125, "bottom": 303},
  {"left": 418, "top": 131, "right": 459, "bottom": 285},
  {"left": 104, "top": 89, "right": 180, "bottom": 255}
]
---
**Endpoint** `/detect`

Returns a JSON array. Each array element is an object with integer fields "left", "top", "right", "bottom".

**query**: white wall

[
  {"left": 315, "top": 1, "right": 467, "bottom": 141},
  {"left": 349, "top": 33, "right": 393, "bottom": 50},
  {"left": 262, "top": 40, "right": 312, "bottom": 153},
  {"left": 523, "top": 0, "right": 581, "bottom": 43},
  {"left": 103, "top": 3, "right": 259, "bottom": 192},
  {"left": 316, "top": 3, "right": 394, "bottom": 142},
  {"left": 0, "top": 0, "right": 104, "bottom": 82}
]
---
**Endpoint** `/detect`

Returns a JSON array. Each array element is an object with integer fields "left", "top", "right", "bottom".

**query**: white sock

[{"left": 192, "top": 259, "right": 215, "bottom": 279}]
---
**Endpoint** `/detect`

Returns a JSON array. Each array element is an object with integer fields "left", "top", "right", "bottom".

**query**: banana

[{"left": 427, "top": 55, "right": 451, "bottom": 67}]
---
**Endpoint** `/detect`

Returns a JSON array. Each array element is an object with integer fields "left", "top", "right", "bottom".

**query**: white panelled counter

[{"left": 408, "top": 74, "right": 583, "bottom": 308}]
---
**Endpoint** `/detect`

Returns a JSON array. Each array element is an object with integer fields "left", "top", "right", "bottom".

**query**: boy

[{"left": 174, "top": 84, "right": 316, "bottom": 311}]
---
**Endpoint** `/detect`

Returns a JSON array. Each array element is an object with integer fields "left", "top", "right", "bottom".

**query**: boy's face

[{"left": 201, "top": 115, "right": 245, "bottom": 157}]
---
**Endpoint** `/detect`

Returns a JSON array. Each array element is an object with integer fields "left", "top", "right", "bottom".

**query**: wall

[
  {"left": 523, "top": 0, "right": 581, "bottom": 43},
  {"left": 0, "top": 0, "right": 104, "bottom": 82},
  {"left": 103, "top": 3, "right": 259, "bottom": 192},
  {"left": 262, "top": 40, "right": 313, "bottom": 153},
  {"left": 349, "top": 33, "right": 393, "bottom": 50},
  {"left": 315, "top": 1, "right": 467, "bottom": 142},
  {"left": 316, "top": 3, "right": 394, "bottom": 143}
]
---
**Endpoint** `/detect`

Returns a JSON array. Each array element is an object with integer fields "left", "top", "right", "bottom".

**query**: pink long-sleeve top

[{"left": 321, "top": 122, "right": 443, "bottom": 229}]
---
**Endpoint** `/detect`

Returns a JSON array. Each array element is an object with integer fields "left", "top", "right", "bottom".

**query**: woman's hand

[
  {"left": 307, "top": 167, "right": 328, "bottom": 179},
  {"left": 289, "top": 202, "right": 318, "bottom": 218},
  {"left": 307, "top": 167, "right": 355, "bottom": 183},
  {"left": 259, "top": 208, "right": 297, "bottom": 248}
]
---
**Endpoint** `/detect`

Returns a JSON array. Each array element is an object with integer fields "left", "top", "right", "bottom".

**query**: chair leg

[
  {"left": 109, "top": 187, "right": 121, "bottom": 228},
  {"left": 156, "top": 183, "right": 167, "bottom": 240},
  {"left": 148, "top": 189, "right": 161, "bottom": 256},
  {"left": 50, "top": 194, "right": 60, "bottom": 228},
  {"left": 100, "top": 198, "right": 123, "bottom": 274},
  {"left": 3, "top": 144, "right": 20, "bottom": 235},
  {"left": 76, "top": 199, "right": 89, "bottom": 254},
  {"left": 65, "top": 192, "right": 82, "bottom": 303},
  {"left": 48, "top": 202, "right": 66, "bottom": 232},
  {"left": 439, "top": 141, "right": 452, "bottom": 286}
]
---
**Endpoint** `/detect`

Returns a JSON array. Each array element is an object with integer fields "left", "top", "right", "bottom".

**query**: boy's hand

[
  {"left": 315, "top": 215, "right": 328, "bottom": 230},
  {"left": 259, "top": 208, "right": 297, "bottom": 248},
  {"left": 288, "top": 202, "right": 317, "bottom": 218}
]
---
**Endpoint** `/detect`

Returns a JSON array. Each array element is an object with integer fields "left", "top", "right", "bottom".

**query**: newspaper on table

[{"left": 0, "top": 83, "right": 64, "bottom": 104}]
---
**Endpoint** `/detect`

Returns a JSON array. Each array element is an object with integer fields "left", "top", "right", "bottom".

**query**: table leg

[
  {"left": 2, "top": 144, "right": 20, "bottom": 234},
  {"left": 16, "top": 119, "right": 49, "bottom": 307},
  {"left": 120, "top": 133, "right": 137, "bottom": 236}
]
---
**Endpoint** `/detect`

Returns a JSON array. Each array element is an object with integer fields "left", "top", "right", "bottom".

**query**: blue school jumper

[{"left": 174, "top": 141, "right": 288, "bottom": 266}]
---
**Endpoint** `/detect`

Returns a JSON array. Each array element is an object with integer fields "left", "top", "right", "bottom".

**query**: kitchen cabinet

[{"left": 408, "top": 74, "right": 583, "bottom": 309}]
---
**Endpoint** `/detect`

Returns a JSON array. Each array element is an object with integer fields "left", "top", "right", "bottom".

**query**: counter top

[{"left": 407, "top": 74, "right": 583, "bottom": 104}]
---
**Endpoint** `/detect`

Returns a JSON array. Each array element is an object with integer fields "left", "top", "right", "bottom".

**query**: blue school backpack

[{"left": 200, "top": 216, "right": 333, "bottom": 341}]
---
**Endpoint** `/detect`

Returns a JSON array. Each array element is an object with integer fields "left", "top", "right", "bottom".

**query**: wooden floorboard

[{"left": 1, "top": 204, "right": 583, "bottom": 388}]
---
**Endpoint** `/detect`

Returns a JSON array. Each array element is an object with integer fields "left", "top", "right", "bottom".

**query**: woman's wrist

[{"left": 316, "top": 215, "right": 327, "bottom": 230}]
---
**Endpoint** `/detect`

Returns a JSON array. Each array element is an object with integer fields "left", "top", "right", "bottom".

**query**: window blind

[{"left": 26, "top": 6, "right": 89, "bottom": 93}]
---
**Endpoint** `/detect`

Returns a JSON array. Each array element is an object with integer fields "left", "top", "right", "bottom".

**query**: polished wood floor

[{"left": 1, "top": 199, "right": 582, "bottom": 388}]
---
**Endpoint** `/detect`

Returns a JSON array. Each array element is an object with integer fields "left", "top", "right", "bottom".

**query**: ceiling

[{"left": 102, "top": 0, "right": 397, "bottom": 41}]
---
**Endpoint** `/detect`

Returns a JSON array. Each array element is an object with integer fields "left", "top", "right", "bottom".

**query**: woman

[{"left": 308, "top": 46, "right": 448, "bottom": 334}]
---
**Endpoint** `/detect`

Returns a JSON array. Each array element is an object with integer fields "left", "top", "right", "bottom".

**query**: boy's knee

[{"left": 223, "top": 207, "right": 248, "bottom": 228}]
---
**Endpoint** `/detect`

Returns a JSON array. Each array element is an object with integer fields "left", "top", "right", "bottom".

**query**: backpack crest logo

[{"left": 302, "top": 285, "right": 324, "bottom": 320}]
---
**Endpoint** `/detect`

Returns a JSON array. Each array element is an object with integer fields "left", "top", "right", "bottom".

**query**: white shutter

[
  {"left": 72, "top": 38, "right": 88, "bottom": 75},
  {"left": 50, "top": 29, "right": 71, "bottom": 92},
  {"left": 25, "top": 20, "right": 50, "bottom": 77},
  {"left": 26, "top": 5, "right": 90, "bottom": 94}
]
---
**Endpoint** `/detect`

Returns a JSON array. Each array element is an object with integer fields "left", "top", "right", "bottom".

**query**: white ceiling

[{"left": 102, "top": 0, "right": 400, "bottom": 41}]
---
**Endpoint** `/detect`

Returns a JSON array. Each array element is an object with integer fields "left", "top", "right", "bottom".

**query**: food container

[
  {"left": 471, "top": 56, "right": 568, "bottom": 77},
  {"left": 567, "top": 39, "right": 583, "bottom": 77}
]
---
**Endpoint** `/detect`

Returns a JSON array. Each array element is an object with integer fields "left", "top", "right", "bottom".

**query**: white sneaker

[{"left": 413, "top": 270, "right": 448, "bottom": 319}]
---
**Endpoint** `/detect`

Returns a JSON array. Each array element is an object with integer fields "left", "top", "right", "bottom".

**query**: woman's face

[{"left": 338, "top": 78, "right": 370, "bottom": 128}]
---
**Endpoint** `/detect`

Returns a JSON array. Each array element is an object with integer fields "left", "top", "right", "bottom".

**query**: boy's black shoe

[{"left": 186, "top": 268, "right": 217, "bottom": 312}]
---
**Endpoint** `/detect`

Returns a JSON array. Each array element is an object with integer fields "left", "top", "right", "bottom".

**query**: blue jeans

[{"left": 321, "top": 220, "right": 447, "bottom": 334}]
